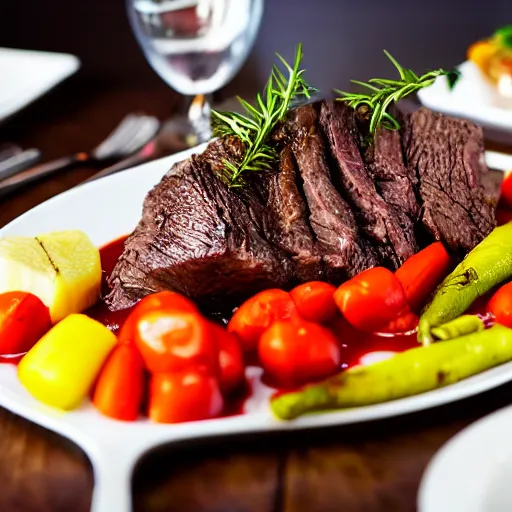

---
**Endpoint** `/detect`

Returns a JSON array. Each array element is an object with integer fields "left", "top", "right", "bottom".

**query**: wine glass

[{"left": 127, "top": 0, "right": 264, "bottom": 145}]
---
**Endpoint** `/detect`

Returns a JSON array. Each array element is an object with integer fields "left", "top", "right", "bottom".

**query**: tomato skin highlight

[
  {"left": 228, "top": 289, "right": 297, "bottom": 353},
  {"left": 119, "top": 291, "right": 198, "bottom": 343},
  {"left": 290, "top": 281, "right": 338, "bottom": 324},
  {"left": 92, "top": 343, "right": 145, "bottom": 421},
  {"left": 208, "top": 321, "right": 245, "bottom": 395},
  {"left": 130, "top": 307, "right": 217, "bottom": 374},
  {"left": 149, "top": 368, "right": 224, "bottom": 423},
  {"left": 395, "top": 242, "right": 452, "bottom": 313},
  {"left": 0, "top": 292, "right": 51, "bottom": 357},
  {"left": 489, "top": 282, "right": 512, "bottom": 328},
  {"left": 258, "top": 319, "right": 341, "bottom": 388},
  {"left": 334, "top": 267, "right": 409, "bottom": 332}
]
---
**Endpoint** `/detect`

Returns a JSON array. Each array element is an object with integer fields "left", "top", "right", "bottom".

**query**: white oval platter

[{"left": 2, "top": 144, "right": 512, "bottom": 512}]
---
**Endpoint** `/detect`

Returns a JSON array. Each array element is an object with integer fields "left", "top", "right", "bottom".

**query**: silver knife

[{"left": 0, "top": 149, "right": 42, "bottom": 181}]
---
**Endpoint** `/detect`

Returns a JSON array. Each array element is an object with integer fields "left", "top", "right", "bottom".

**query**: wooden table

[{"left": 1, "top": 78, "right": 512, "bottom": 512}]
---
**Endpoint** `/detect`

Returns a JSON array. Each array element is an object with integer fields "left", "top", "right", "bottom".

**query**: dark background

[{"left": 1, "top": 0, "right": 511, "bottom": 99}]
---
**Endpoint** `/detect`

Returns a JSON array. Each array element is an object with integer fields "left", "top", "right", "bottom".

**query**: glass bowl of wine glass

[{"left": 127, "top": 0, "right": 264, "bottom": 144}]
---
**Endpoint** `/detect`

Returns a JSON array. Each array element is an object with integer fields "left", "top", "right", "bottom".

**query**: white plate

[
  {"left": 0, "top": 47, "right": 80, "bottom": 122},
  {"left": 418, "top": 61, "right": 512, "bottom": 131},
  {"left": 418, "top": 404, "right": 512, "bottom": 512},
  {"left": 3, "top": 145, "right": 512, "bottom": 512}
]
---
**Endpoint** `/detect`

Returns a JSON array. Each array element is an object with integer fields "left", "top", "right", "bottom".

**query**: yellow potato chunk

[
  {"left": 0, "top": 230, "right": 101, "bottom": 323},
  {"left": 36, "top": 231, "right": 102, "bottom": 322},
  {"left": 0, "top": 236, "right": 56, "bottom": 307},
  {"left": 18, "top": 314, "right": 117, "bottom": 410}
]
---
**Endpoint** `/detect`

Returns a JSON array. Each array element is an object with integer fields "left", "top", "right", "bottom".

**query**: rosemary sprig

[
  {"left": 211, "top": 44, "right": 316, "bottom": 187},
  {"left": 335, "top": 50, "right": 460, "bottom": 136}
]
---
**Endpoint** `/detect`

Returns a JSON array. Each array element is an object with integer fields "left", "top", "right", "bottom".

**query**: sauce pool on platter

[{"left": 85, "top": 235, "right": 133, "bottom": 334}]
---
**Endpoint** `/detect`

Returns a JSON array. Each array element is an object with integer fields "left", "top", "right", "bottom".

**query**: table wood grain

[{"left": 1, "top": 78, "right": 512, "bottom": 512}]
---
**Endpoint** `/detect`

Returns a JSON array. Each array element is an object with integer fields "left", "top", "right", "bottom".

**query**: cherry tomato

[
  {"left": 500, "top": 170, "right": 512, "bottom": 209},
  {"left": 149, "top": 368, "right": 224, "bottom": 423},
  {"left": 228, "top": 289, "right": 297, "bottom": 354},
  {"left": 379, "top": 311, "right": 419, "bottom": 334},
  {"left": 130, "top": 306, "right": 217, "bottom": 374},
  {"left": 92, "top": 343, "right": 145, "bottom": 421},
  {"left": 395, "top": 242, "right": 452, "bottom": 313},
  {"left": 209, "top": 321, "right": 245, "bottom": 395},
  {"left": 488, "top": 282, "right": 512, "bottom": 328},
  {"left": 0, "top": 292, "right": 51, "bottom": 357},
  {"left": 258, "top": 318, "right": 341, "bottom": 388},
  {"left": 334, "top": 267, "right": 409, "bottom": 332},
  {"left": 290, "top": 281, "right": 338, "bottom": 324},
  {"left": 119, "top": 291, "right": 198, "bottom": 343},
  {"left": 496, "top": 206, "right": 512, "bottom": 226}
]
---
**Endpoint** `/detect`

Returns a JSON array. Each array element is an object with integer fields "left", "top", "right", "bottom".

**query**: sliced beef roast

[
  {"left": 204, "top": 136, "right": 321, "bottom": 282},
  {"left": 288, "top": 104, "right": 378, "bottom": 280},
  {"left": 106, "top": 101, "right": 497, "bottom": 313},
  {"left": 319, "top": 101, "right": 417, "bottom": 268},
  {"left": 402, "top": 108, "right": 495, "bottom": 254},
  {"left": 365, "top": 126, "right": 419, "bottom": 217},
  {"left": 364, "top": 126, "right": 419, "bottom": 254},
  {"left": 260, "top": 147, "right": 322, "bottom": 282},
  {"left": 106, "top": 156, "right": 291, "bottom": 310}
]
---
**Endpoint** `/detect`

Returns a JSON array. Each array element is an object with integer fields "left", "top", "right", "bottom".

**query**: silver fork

[{"left": 0, "top": 114, "right": 160, "bottom": 196}]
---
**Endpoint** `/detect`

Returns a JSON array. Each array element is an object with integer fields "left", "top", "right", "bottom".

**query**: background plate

[
  {"left": 418, "top": 404, "right": 512, "bottom": 512},
  {"left": 418, "top": 61, "right": 512, "bottom": 131},
  {"left": 2, "top": 145, "right": 512, "bottom": 511},
  {"left": 0, "top": 47, "right": 80, "bottom": 122}
]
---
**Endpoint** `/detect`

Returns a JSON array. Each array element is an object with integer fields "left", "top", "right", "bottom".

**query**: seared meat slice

[
  {"left": 205, "top": 136, "right": 322, "bottom": 282},
  {"left": 106, "top": 156, "right": 290, "bottom": 310},
  {"left": 289, "top": 104, "right": 378, "bottom": 281},
  {"left": 402, "top": 107, "right": 495, "bottom": 254},
  {"left": 364, "top": 126, "right": 419, "bottom": 255},
  {"left": 319, "top": 101, "right": 417, "bottom": 267},
  {"left": 262, "top": 146, "right": 323, "bottom": 282}
]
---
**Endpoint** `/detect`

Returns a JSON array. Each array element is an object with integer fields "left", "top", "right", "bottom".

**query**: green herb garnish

[
  {"left": 494, "top": 25, "right": 512, "bottom": 50},
  {"left": 211, "top": 44, "right": 316, "bottom": 187},
  {"left": 335, "top": 50, "right": 460, "bottom": 137}
]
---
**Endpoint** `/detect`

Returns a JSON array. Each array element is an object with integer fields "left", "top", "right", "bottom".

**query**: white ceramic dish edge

[{"left": 418, "top": 404, "right": 512, "bottom": 512}]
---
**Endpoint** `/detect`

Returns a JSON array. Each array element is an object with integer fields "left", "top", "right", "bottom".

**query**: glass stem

[{"left": 187, "top": 93, "right": 213, "bottom": 145}]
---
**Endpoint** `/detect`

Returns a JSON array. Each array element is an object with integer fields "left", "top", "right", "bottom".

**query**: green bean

[
  {"left": 431, "top": 315, "right": 485, "bottom": 341},
  {"left": 418, "top": 223, "right": 512, "bottom": 345},
  {"left": 271, "top": 324, "right": 512, "bottom": 420}
]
